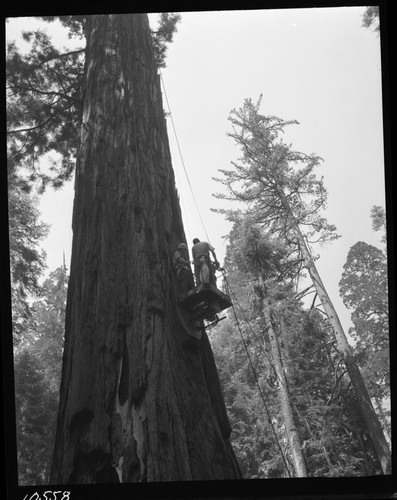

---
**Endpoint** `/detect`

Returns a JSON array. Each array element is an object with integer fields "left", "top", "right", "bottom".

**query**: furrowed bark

[{"left": 50, "top": 14, "right": 240, "bottom": 484}]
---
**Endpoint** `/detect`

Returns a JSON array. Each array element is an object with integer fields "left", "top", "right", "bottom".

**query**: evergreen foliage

[
  {"left": 210, "top": 220, "right": 382, "bottom": 477},
  {"left": 14, "top": 348, "right": 57, "bottom": 485},
  {"left": 370, "top": 205, "right": 387, "bottom": 245},
  {"left": 150, "top": 13, "right": 182, "bottom": 68},
  {"left": 6, "top": 14, "right": 180, "bottom": 192},
  {"left": 339, "top": 241, "right": 388, "bottom": 358},
  {"left": 210, "top": 319, "right": 280, "bottom": 478},
  {"left": 8, "top": 175, "right": 49, "bottom": 342},
  {"left": 339, "top": 209, "right": 390, "bottom": 436},
  {"left": 7, "top": 15, "right": 389, "bottom": 482},
  {"left": 362, "top": 6, "right": 380, "bottom": 34},
  {"left": 282, "top": 313, "right": 381, "bottom": 476},
  {"left": 212, "top": 96, "right": 390, "bottom": 474},
  {"left": 14, "top": 265, "right": 68, "bottom": 485},
  {"left": 6, "top": 21, "right": 85, "bottom": 191},
  {"left": 213, "top": 95, "right": 339, "bottom": 247}
]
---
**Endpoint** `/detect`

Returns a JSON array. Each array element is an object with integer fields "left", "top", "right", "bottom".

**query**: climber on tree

[
  {"left": 192, "top": 238, "right": 220, "bottom": 286},
  {"left": 178, "top": 239, "right": 232, "bottom": 330},
  {"left": 173, "top": 243, "right": 194, "bottom": 296}
]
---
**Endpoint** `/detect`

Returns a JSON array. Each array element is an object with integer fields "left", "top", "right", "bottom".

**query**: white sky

[{"left": 6, "top": 7, "right": 386, "bottom": 335}]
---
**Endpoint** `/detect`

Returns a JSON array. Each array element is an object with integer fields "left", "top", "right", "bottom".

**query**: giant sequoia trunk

[{"left": 50, "top": 14, "right": 240, "bottom": 484}]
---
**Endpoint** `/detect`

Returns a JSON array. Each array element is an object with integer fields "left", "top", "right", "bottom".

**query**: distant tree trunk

[
  {"left": 258, "top": 277, "right": 307, "bottom": 478},
  {"left": 374, "top": 396, "right": 391, "bottom": 445},
  {"left": 286, "top": 209, "right": 392, "bottom": 475},
  {"left": 50, "top": 14, "right": 241, "bottom": 484}
]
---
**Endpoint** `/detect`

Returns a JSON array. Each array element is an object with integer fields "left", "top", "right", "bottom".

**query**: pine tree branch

[
  {"left": 7, "top": 102, "right": 74, "bottom": 135},
  {"left": 294, "top": 285, "right": 315, "bottom": 301},
  {"left": 24, "top": 78, "right": 82, "bottom": 104},
  {"left": 30, "top": 49, "right": 85, "bottom": 74}
]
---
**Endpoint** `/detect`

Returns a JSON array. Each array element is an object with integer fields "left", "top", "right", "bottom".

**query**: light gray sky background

[{"left": 7, "top": 7, "right": 386, "bottom": 335}]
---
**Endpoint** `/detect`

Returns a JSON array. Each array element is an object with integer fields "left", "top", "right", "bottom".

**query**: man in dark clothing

[
  {"left": 173, "top": 243, "right": 194, "bottom": 295},
  {"left": 191, "top": 238, "right": 220, "bottom": 286}
]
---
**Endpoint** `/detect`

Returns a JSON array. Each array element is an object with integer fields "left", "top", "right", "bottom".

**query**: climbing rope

[
  {"left": 222, "top": 272, "right": 293, "bottom": 477},
  {"left": 160, "top": 71, "right": 211, "bottom": 244},
  {"left": 222, "top": 271, "right": 337, "bottom": 476},
  {"left": 159, "top": 72, "right": 295, "bottom": 477},
  {"left": 168, "top": 135, "right": 193, "bottom": 245}
]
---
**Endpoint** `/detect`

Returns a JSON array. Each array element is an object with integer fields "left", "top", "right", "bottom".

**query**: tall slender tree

[
  {"left": 214, "top": 96, "right": 391, "bottom": 474},
  {"left": 212, "top": 219, "right": 383, "bottom": 477},
  {"left": 225, "top": 220, "right": 307, "bottom": 477},
  {"left": 262, "top": 288, "right": 307, "bottom": 477}
]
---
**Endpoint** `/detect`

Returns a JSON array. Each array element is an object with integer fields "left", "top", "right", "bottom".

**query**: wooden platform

[{"left": 178, "top": 283, "right": 232, "bottom": 315}]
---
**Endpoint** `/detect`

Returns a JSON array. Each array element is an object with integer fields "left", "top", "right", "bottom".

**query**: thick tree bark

[
  {"left": 280, "top": 196, "right": 392, "bottom": 475},
  {"left": 258, "top": 278, "right": 307, "bottom": 478},
  {"left": 50, "top": 14, "right": 240, "bottom": 484}
]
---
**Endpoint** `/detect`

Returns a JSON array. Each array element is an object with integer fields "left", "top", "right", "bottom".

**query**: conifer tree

[
  {"left": 14, "top": 349, "right": 57, "bottom": 484},
  {"left": 8, "top": 14, "right": 240, "bottom": 484},
  {"left": 6, "top": 14, "right": 180, "bottom": 191},
  {"left": 227, "top": 221, "right": 307, "bottom": 477},
  {"left": 8, "top": 175, "right": 49, "bottom": 342},
  {"left": 339, "top": 241, "right": 389, "bottom": 395},
  {"left": 211, "top": 220, "right": 382, "bottom": 477},
  {"left": 7, "top": 14, "right": 242, "bottom": 483},
  {"left": 339, "top": 208, "right": 390, "bottom": 441},
  {"left": 14, "top": 264, "right": 68, "bottom": 484},
  {"left": 214, "top": 96, "right": 391, "bottom": 474}
]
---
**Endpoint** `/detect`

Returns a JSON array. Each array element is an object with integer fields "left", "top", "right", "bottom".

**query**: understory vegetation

[{"left": 209, "top": 210, "right": 389, "bottom": 478}]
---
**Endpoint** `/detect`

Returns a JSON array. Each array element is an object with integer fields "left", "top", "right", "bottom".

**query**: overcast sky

[{"left": 7, "top": 7, "right": 385, "bottom": 334}]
